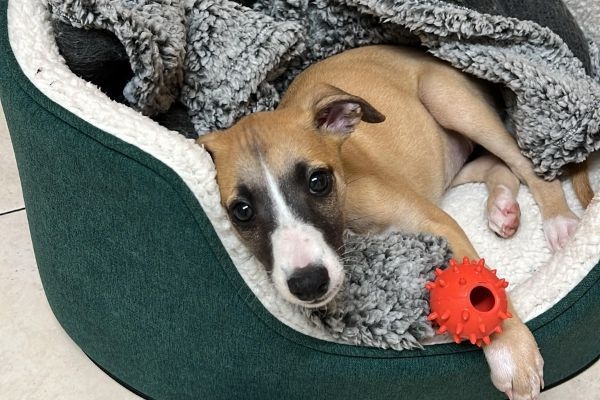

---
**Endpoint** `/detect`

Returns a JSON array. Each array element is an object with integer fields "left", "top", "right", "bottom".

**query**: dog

[{"left": 198, "top": 45, "right": 593, "bottom": 399}]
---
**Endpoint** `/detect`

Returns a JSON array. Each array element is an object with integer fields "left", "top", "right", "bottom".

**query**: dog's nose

[{"left": 287, "top": 264, "right": 330, "bottom": 301}]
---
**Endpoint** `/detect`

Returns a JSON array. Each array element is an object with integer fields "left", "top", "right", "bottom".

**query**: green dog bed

[{"left": 1, "top": 0, "right": 599, "bottom": 399}]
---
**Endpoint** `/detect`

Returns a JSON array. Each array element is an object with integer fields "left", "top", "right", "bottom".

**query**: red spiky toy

[{"left": 425, "top": 257, "right": 512, "bottom": 347}]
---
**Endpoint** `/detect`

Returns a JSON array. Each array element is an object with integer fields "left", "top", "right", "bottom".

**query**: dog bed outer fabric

[{"left": 1, "top": 1, "right": 600, "bottom": 399}]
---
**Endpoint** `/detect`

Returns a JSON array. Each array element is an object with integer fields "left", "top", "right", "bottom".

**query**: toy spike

[
  {"left": 469, "top": 333, "right": 477, "bottom": 345},
  {"left": 456, "top": 323, "right": 464, "bottom": 335},
  {"left": 427, "top": 312, "right": 439, "bottom": 321},
  {"left": 462, "top": 310, "right": 470, "bottom": 321},
  {"left": 437, "top": 325, "right": 448, "bottom": 334},
  {"left": 449, "top": 259, "right": 457, "bottom": 267},
  {"left": 425, "top": 282, "right": 436, "bottom": 290},
  {"left": 496, "top": 279, "right": 509, "bottom": 289},
  {"left": 441, "top": 310, "right": 451, "bottom": 321},
  {"left": 482, "top": 335, "right": 491, "bottom": 346},
  {"left": 479, "top": 323, "right": 486, "bottom": 333},
  {"left": 453, "top": 334, "right": 461, "bottom": 344},
  {"left": 494, "top": 326, "right": 503, "bottom": 334},
  {"left": 438, "top": 279, "right": 447, "bottom": 288},
  {"left": 490, "top": 269, "right": 497, "bottom": 276},
  {"left": 498, "top": 311, "right": 510, "bottom": 320},
  {"left": 462, "top": 256, "right": 469, "bottom": 265},
  {"left": 434, "top": 268, "right": 444, "bottom": 276}
]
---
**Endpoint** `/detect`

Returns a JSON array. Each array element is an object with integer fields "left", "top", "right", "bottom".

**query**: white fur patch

[{"left": 484, "top": 346, "right": 517, "bottom": 393}]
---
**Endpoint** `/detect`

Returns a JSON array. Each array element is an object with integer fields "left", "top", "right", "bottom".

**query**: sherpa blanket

[{"left": 46, "top": 0, "right": 600, "bottom": 350}]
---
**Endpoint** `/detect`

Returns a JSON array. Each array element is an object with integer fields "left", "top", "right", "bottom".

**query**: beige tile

[
  {"left": 541, "top": 359, "right": 600, "bottom": 399},
  {"left": 0, "top": 210, "right": 140, "bottom": 400},
  {"left": 0, "top": 101, "right": 25, "bottom": 213}
]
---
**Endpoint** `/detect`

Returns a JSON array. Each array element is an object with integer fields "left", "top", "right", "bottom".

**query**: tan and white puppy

[{"left": 199, "top": 45, "right": 591, "bottom": 399}]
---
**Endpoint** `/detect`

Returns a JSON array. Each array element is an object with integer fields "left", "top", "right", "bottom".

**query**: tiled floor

[
  {"left": 0, "top": 102, "right": 139, "bottom": 400},
  {"left": 1, "top": 100, "right": 598, "bottom": 399}
]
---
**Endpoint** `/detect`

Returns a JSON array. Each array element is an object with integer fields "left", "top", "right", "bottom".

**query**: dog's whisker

[
  {"left": 338, "top": 248, "right": 359, "bottom": 257},
  {"left": 337, "top": 245, "right": 358, "bottom": 256},
  {"left": 345, "top": 175, "right": 369, "bottom": 185},
  {"left": 335, "top": 243, "right": 346, "bottom": 253},
  {"left": 344, "top": 212, "right": 385, "bottom": 224},
  {"left": 338, "top": 251, "right": 357, "bottom": 258}
]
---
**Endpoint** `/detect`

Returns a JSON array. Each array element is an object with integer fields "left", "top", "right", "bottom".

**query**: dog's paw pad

[
  {"left": 543, "top": 214, "right": 579, "bottom": 251},
  {"left": 487, "top": 186, "right": 521, "bottom": 238}
]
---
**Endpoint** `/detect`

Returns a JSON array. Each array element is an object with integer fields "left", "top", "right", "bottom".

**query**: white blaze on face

[{"left": 260, "top": 159, "right": 344, "bottom": 307}]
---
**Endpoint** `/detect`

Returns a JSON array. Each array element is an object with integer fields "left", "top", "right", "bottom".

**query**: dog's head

[{"left": 198, "top": 85, "right": 385, "bottom": 307}]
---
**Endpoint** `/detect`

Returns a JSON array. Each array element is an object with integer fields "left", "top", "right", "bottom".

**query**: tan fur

[
  {"left": 197, "top": 45, "right": 593, "bottom": 398},
  {"left": 200, "top": 110, "right": 346, "bottom": 208},
  {"left": 569, "top": 160, "right": 594, "bottom": 208}
]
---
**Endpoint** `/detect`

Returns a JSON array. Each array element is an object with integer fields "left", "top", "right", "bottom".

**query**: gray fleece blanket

[{"left": 47, "top": 0, "right": 600, "bottom": 350}]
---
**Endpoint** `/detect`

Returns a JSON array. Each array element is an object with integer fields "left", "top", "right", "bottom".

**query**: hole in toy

[{"left": 470, "top": 286, "right": 495, "bottom": 312}]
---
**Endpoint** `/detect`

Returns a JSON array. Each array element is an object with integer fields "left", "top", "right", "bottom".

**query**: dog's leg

[
  {"left": 419, "top": 70, "right": 578, "bottom": 252},
  {"left": 410, "top": 194, "right": 544, "bottom": 400},
  {"left": 347, "top": 178, "right": 543, "bottom": 398},
  {"left": 453, "top": 154, "right": 521, "bottom": 238},
  {"left": 417, "top": 73, "right": 549, "bottom": 399}
]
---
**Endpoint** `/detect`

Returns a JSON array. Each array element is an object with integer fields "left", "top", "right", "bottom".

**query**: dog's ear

[
  {"left": 313, "top": 86, "right": 385, "bottom": 135},
  {"left": 196, "top": 132, "right": 220, "bottom": 161}
]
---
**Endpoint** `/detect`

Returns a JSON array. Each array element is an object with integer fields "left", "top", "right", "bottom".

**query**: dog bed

[{"left": 1, "top": 0, "right": 599, "bottom": 399}]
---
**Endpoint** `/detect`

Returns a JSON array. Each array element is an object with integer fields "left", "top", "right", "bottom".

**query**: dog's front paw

[
  {"left": 543, "top": 214, "right": 579, "bottom": 251},
  {"left": 484, "top": 322, "right": 544, "bottom": 400}
]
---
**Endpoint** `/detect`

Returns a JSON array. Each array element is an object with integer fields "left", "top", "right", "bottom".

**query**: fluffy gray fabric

[
  {"left": 304, "top": 233, "right": 451, "bottom": 350},
  {"left": 47, "top": 0, "right": 598, "bottom": 350},
  {"left": 48, "top": 0, "right": 187, "bottom": 115},
  {"left": 181, "top": 0, "right": 305, "bottom": 132},
  {"left": 47, "top": 0, "right": 600, "bottom": 178}
]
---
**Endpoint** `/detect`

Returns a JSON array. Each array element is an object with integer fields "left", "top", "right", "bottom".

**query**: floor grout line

[{"left": 0, "top": 207, "right": 26, "bottom": 217}]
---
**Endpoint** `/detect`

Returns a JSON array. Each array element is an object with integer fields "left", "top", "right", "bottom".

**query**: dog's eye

[
  {"left": 308, "top": 169, "right": 333, "bottom": 196},
  {"left": 230, "top": 201, "right": 254, "bottom": 223}
]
